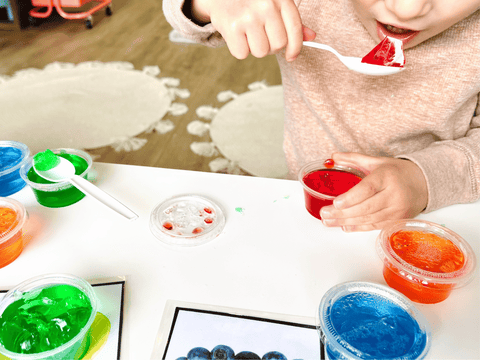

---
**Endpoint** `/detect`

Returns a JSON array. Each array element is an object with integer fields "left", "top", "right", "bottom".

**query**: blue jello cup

[
  {"left": 317, "top": 281, "right": 431, "bottom": 360},
  {"left": 20, "top": 149, "right": 92, "bottom": 208},
  {"left": 0, "top": 141, "right": 30, "bottom": 196},
  {"left": 0, "top": 273, "right": 98, "bottom": 360}
]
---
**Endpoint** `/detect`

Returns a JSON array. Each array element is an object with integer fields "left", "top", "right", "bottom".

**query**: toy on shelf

[{"left": 29, "top": 0, "right": 112, "bottom": 29}]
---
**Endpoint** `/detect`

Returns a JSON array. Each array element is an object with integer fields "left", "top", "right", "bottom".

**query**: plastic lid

[{"left": 149, "top": 195, "right": 225, "bottom": 247}]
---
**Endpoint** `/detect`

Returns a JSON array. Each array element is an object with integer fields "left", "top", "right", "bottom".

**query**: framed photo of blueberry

[{"left": 151, "top": 300, "right": 324, "bottom": 360}]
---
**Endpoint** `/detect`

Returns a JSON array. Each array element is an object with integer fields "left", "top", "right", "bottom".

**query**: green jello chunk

[
  {"left": 33, "top": 149, "right": 61, "bottom": 172},
  {"left": 0, "top": 284, "right": 93, "bottom": 354}
]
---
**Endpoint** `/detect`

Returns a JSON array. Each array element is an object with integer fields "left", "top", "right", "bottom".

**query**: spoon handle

[
  {"left": 303, "top": 41, "right": 344, "bottom": 59},
  {"left": 70, "top": 175, "right": 139, "bottom": 220}
]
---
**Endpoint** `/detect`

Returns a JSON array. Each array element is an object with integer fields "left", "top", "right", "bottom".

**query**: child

[{"left": 163, "top": 0, "right": 480, "bottom": 232}]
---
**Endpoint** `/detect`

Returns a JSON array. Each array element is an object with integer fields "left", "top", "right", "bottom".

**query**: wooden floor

[{"left": 0, "top": 0, "right": 282, "bottom": 174}]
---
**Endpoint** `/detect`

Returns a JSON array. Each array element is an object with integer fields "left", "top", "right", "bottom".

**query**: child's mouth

[{"left": 377, "top": 21, "right": 420, "bottom": 44}]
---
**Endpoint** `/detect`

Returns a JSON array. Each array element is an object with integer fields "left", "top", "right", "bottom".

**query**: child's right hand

[{"left": 188, "top": 0, "right": 316, "bottom": 61}]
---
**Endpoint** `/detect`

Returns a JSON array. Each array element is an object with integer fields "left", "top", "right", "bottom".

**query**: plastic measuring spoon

[
  {"left": 303, "top": 41, "right": 404, "bottom": 76},
  {"left": 33, "top": 150, "right": 138, "bottom": 220}
]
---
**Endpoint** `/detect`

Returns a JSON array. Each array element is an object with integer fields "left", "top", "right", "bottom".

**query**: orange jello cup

[
  {"left": 0, "top": 198, "right": 28, "bottom": 269},
  {"left": 376, "top": 220, "right": 476, "bottom": 304}
]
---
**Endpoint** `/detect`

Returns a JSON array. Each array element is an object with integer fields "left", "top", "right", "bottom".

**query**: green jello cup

[
  {"left": 0, "top": 273, "right": 97, "bottom": 360},
  {"left": 20, "top": 149, "right": 92, "bottom": 208}
]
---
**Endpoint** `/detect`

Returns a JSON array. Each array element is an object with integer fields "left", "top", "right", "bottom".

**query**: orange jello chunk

[
  {"left": 390, "top": 230, "right": 465, "bottom": 273},
  {"left": 0, "top": 206, "right": 23, "bottom": 269},
  {"left": 0, "top": 207, "right": 18, "bottom": 236}
]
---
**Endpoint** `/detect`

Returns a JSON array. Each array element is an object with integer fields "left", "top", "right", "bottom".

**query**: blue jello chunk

[
  {"left": 0, "top": 146, "right": 27, "bottom": 196},
  {"left": 329, "top": 293, "right": 427, "bottom": 359}
]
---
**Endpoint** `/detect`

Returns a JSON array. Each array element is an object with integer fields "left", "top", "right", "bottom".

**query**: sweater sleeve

[
  {"left": 397, "top": 94, "right": 480, "bottom": 213},
  {"left": 162, "top": 0, "right": 225, "bottom": 47}
]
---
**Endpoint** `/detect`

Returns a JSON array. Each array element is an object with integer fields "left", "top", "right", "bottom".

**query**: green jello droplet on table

[
  {"left": 33, "top": 149, "right": 61, "bottom": 171},
  {"left": 0, "top": 284, "right": 93, "bottom": 354}
]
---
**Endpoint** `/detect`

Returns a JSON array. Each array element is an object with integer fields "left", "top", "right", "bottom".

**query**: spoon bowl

[{"left": 303, "top": 41, "right": 404, "bottom": 76}]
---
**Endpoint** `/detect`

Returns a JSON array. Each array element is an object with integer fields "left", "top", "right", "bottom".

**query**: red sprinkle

[
  {"left": 204, "top": 207, "right": 212, "bottom": 214},
  {"left": 192, "top": 227, "right": 204, "bottom": 234},
  {"left": 204, "top": 218, "right": 213, "bottom": 224},
  {"left": 324, "top": 159, "right": 335, "bottom": 169},
  {"left": 163, "top": 222, "right": 173, "bottom": 230}
]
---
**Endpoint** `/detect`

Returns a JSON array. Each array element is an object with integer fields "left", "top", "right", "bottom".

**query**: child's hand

[
  {"left": 190, "top": 0, "right": 316, "bottom": 61},
  {"left": 320, "top": 153, "right": 428, "bottom": 232}
]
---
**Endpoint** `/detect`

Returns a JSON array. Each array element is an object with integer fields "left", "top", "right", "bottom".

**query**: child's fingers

[
  {"left": 281, "top": 1, "right": 305, "bottom": 61},
  {"left": 265, "top": 18, "right": 289, "bottom": 54},
  {"left": 246, "top": 25, "right": 272, "bottom": 58},
  {"left": 224, "top": 32, "right": 251, "bottom": 60}
]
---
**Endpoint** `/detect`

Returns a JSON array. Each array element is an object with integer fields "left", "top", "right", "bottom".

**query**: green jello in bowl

[{"left": 0, "top": 274, "right": 97, "bottom": 360}]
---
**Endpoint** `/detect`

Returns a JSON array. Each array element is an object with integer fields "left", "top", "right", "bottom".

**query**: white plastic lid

[{"left": 149, "top": 195, "right": 225, "bottom": 247}]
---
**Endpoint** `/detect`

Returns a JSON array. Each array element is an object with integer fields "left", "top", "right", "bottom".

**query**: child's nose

[{"left": 384, "top": 0, "right": 432, "bottom": 21}]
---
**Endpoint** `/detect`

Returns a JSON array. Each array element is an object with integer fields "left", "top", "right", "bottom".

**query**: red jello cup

[
  {"left": 298, "top": 160, "right": 366, "bottom": 220},
  {"left": 0, "top": 197, "right": 28, "bottom": 269},
  {"left": 376, "top": 219, "right": 476, "bottom": 304}
]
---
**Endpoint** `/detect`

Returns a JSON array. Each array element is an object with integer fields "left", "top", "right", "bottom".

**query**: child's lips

[{"left": 376, "top": 21, "right": 420, "bottom": 44}]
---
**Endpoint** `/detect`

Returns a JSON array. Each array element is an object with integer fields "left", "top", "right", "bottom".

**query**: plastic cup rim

[
  {"left": 0, "top": 141, "right": 30, "bottom": 177},
  {"left": 0, "top": 197, "right": 27, "bottom": 246},
  {"left": 0, "top": 273, "right": 98, "bottom": 359},
  {"left": 298, "top": 160, "right": 366, "bottom": 200},
  {"left": 20, "top": 148, "right": 92, "bottom": 191},
  {"left": 376, "top": 219, "right": 477, "bottom": 286},
  {"left": 317, "top": 281, "right": 432, "bottom": 360}
]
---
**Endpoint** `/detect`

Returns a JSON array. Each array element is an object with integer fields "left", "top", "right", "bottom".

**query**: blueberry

[
  {"left": 212, "top": 345, "right": 235, "bottom": 360},
  {"left": 176, "top": 358, "right": 188, "bottom": 360},
  {"left": 262, "top": 351, "right": 287, "bottom": 360},
  {"left": 234, "top": 351, "right": 261, "bottom": 359},
  {"left": 187, "top": 347, "right": 212, "bottom": 360}
]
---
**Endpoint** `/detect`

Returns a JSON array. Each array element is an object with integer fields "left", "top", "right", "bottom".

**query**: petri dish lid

[{"left": 149, "top": 194, "right": 225, "bottom": 247}]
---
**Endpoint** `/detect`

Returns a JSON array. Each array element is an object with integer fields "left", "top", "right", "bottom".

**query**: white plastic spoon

[
  {"left": 34, "top": 156, "right": 139, "bottom": 221},
  {"left": 303, "top": 41, "right": 404, "bottom": 76}
]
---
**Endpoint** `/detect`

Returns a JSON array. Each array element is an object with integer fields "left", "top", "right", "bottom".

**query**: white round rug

[
  {"left": 0, "top": 61, "right": 189, "bottom": 154},
  {"left": 188, "top": 83, "right": 288, "bottom": 179}
]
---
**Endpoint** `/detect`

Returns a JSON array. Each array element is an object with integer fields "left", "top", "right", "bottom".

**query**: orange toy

[{"left": 29, "top": 0, "right": 112, "bottom": 29}]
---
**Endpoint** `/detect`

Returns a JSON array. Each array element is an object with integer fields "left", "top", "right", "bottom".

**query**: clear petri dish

[{"left": 149, "top": 194, "right": 225, "bottom": 247}]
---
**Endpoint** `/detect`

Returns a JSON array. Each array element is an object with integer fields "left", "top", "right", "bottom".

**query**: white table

[{"left": 4, "top": 162, "right": 480, "bottom": 359}]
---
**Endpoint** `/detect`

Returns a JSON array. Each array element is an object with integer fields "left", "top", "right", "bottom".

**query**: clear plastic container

[
  {"left": 20, "top": 148, "right": 92, "bottom": 208},
  {"left": 0, "top": 197, "right": 28, "bottom": 269},
  {"left": 0, "top": 273, "right": 97, "bottom": 360},
  {"left": 317, "top": 281, "right": 431, "bottom": 360},
  {"left": 376, "top": 219, "right": 477, "bottom": 304},
  {"left": 0, "top": 141, "right": 30, "bottom": 197},
  {"left": 150, "top": 194, "right": 226, "bottom": 247},
  {"left": 298, "top": 160, "right": 365, "bottom": 220}
]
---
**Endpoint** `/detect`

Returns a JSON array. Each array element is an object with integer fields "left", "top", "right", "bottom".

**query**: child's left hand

[{"left": 319, "top": 153, "right": 428, "bottom": 232}]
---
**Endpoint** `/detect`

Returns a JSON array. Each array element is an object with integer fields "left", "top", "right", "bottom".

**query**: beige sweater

[{"left": 163, "top": 0, "right": 480, "bottom": 213}]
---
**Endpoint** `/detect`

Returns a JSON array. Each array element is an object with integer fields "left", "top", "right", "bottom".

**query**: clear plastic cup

[
  {"left": 376, "top": 219, "right": 477, "bottom": 304},
  {"left": 0, "top": 197, "right": 28, "bottom": 269},
  {"left": 298, "top": 160, "right": 365, "bottom": 220},
  {"left": 317, "top": 281, "right": 431, "bottom": 360},
  {"left": 0, "top": 273, "right": 97, "bottom": 360},
  {"left": 20, "top": 148, "right": 92, "bottom": 208},
  {"left": 0, "top": 141, "right": 30, "bottom": 197}
]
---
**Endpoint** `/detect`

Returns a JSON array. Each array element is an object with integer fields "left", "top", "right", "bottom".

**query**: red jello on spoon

[{"left": 361, "top": 36, "right": 405, "bottom": 68}]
